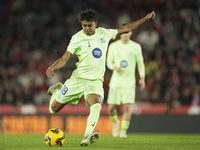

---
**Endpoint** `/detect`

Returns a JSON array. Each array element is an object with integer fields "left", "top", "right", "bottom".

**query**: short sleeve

[
  {"left": 107, "top": 29, "right": 118, "bottom": 40},
  {"left": 99, "top": 28, "right": 118, "bottom": 40},
  {"left": 66, "top": 36, "right": 79, "bottom": 55}
]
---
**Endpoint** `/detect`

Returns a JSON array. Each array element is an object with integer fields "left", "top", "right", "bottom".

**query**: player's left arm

[
  {"left": 137, "top": 61, "right": 145, "bottom": 90},
  {"left": 136, "top": 45, "right": 146, "bottom": 90},
  {"left": 117, "top": 11, "right": 155, "bottom": 35}
]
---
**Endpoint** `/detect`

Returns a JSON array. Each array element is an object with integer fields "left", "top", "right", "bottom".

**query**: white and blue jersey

[
  {"left": 67, "top": 27, "right": 118, "bottom": 81},
  {"left": 107, "top": 40, "right": 144, "bottom": 87}
]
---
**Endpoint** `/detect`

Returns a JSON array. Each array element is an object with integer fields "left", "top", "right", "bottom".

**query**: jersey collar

[{"left": 81, "top": 28, "right": 97, "bottom": 38}]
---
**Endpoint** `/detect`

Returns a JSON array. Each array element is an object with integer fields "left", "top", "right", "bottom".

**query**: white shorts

[
  {"left": 56, "top": 76, "right": 104, "bottom": 107},
  {"left": 107, "top": 87, "right": 135, "bottom": 105}
]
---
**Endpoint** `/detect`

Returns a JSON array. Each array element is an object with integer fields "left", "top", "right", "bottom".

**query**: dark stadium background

[{"left": 0, "top": 0, "right": 200, "bottom": 134}]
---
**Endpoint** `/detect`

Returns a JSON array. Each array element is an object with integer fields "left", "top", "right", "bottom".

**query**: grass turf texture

[{"left": 0, "top": 133, "right": 199, "bottom": 150}]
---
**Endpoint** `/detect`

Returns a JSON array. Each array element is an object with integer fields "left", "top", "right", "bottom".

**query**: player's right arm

[{"left": 46, "top": 51, "right": 72, "bottom": 77}]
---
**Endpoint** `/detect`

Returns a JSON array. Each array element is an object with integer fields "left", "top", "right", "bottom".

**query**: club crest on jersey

[
  {"left": 120, "top": 60, "right": 128, "bottom": 68},
  {"left": 100, "top": 38, "right": 105, "bottom": 43},
  {"left": 92, "top": 48, "right": 102, "bottom": 58}
]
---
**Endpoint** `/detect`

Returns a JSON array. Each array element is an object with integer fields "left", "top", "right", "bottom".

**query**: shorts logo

[
  {"left": 92, "top": 48, "right": 102, "bottom": 58},
  {"left": 120, "top": 60, "right": 128, "bottom": 68},
  {"left": 100, "top": 38, "right": 105, "bottom": 43}
]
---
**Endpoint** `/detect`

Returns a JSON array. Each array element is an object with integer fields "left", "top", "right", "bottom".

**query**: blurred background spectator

[{"left": 0, "top": 0, "right": 200, "bottom": 114}]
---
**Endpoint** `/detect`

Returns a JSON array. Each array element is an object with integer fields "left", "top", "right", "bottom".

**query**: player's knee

[
  {"left": 108, "top": 109, "right": 113, "bottom": 116},
  {"left": 49, "top": 105, "right": 59, "bottom": 114},
  {"left": 49, "top": 105, "right": 56, "bottom": 114},
  {"left": 123, "top": 105, "right": 131, "bottom": 113},
  {"left": 108, "top": 104, "right": 116, "bottom": 112},
  {"left": 108, "top": 107, "right": 113, "bottom": 114}
]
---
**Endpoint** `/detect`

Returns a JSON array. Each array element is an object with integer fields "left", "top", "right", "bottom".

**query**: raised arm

[
  {"left": 46, "top": 51, "right": 72, "bottom": 77},
  {"left": 117, "top": 11, "right": 156, "bottom": 35}
]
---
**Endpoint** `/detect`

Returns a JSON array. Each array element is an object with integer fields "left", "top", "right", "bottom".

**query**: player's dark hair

[{"left": 78, "top": 9, "right": 98, "bottom": 22}]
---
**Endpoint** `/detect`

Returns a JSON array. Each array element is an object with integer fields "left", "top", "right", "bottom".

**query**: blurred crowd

[{"left": 0, "top": 0, "right": 200, "bottom": 111}]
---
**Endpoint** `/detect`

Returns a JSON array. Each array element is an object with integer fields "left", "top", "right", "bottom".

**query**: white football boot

[
  {"left": 112, "top": 120, "right": 120, "bottom": 137},
  {"left": 80, "top": 132, "right": 100, "bottom": 146},
  {"left": 119, "top": 130, "right": 127, "bottom": 138},
  {"left": 47, "top": 82, "right": 63, "bottom": 95}
]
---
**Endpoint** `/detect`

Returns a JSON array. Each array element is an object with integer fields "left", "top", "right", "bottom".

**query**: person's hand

[
  {"left": 139, "top": 78, "right": 145, "bottom": 90},
  {"left": 114, "top": 66, "right": 124, "bottom": 74},
  {"left": 46, "top": 67, "right": 55, "bottom": 77},
  {"left": 145, "top": 11, "right": 156, "bottom": 21}
]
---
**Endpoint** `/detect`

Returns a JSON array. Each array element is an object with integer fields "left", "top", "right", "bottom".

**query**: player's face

[
  {"left": 120, "top": 31, "right": 132, "bottom": 41},
  {"left": 81, "top": 21, "right": 97, "bottom": 36}
]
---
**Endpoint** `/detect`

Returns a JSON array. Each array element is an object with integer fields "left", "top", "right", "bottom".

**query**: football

[{"left": 45, "top": 128, "right": 65, "bottom": 146}]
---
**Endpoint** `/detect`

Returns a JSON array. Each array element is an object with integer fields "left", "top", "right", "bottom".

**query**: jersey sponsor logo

[
  {"left": 100, "top": 38, "right": 105, "bottom": 43},
  {"left": 120, "top": 60, "right": 128, "bottom": 68},
  {"left": 92, "top": 48, "right": 102, "bottom": 58},
  {"left": 88, "top": 41, "right": 90, "bottom": 47}
]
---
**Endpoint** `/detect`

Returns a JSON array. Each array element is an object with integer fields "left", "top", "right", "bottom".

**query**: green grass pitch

[{"left": 0, "top": 133, "right": 199, "bottom": 150}]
